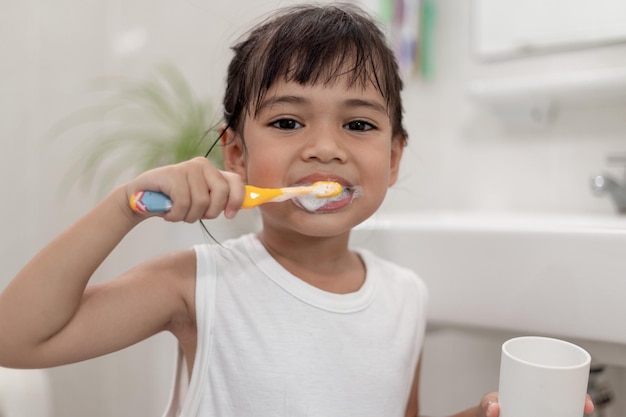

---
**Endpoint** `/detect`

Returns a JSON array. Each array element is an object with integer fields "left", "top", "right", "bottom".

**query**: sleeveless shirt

[{"left": 162, "top": 233, "right": 428, "bottom": 417}]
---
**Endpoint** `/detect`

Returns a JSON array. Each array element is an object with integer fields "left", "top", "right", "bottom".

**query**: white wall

[
  {"left": 2, "top": 0, "right": 625, "bottom": 416},
  {"left": 381, "top": 0, "right": 626, "bottom": 217}
]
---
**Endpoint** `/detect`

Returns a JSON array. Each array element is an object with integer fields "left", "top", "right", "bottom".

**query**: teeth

[{"left": 294, "top": 187, "right": 355, "bottom": 212}]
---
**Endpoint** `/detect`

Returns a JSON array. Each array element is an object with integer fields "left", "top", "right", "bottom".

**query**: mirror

[{"left": 473, "top": 0, "right": 626, "bottom": 60}]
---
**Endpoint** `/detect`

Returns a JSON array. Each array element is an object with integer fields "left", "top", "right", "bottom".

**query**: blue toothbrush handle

[{"left": 130, "top": 191, "right": 173, "bottom": 213}]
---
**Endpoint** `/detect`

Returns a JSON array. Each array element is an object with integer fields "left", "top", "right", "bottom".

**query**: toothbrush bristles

[{"left": 312, "top": 181, "right": 342, "bottom": 198}]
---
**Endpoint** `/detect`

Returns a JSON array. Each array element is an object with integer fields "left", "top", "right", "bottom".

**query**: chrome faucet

[{"left": 591, "top": 155, "right": 626, "bottom": 213}]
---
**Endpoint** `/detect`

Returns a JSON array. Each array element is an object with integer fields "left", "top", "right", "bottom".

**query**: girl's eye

[
  {"left": 345, "top": 120, "right": 374, "bottom": 132},
  {"left": 272, "top": 119, "right": 302, "bottom": 130}
]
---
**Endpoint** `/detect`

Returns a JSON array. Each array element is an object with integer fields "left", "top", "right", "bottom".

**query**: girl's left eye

[
  {"left": 271, "top": 119, "right": 302, "bottom": 130},
  {"left": 345, "top": 120, "right": 375, "bottom": 131}
]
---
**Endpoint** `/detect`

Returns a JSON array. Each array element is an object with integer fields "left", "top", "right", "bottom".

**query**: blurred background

[{"left": 1, "top": 0, "right": 626, "bottom": 416}]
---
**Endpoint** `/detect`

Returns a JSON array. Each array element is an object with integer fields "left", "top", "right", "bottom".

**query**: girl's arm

[
  {"left": 0, "top": 186, "right": 152, "bottom": 367},
  {"left": 0, "top": 157, "right": 244, "bottom": 368}
]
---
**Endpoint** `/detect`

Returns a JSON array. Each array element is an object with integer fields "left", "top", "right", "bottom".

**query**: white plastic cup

[{"left": 498, "top": 336, "right": 591, "bottom": 417}]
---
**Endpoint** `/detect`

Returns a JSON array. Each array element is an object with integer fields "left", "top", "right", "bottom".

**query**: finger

[
  {"left": 180, "top": 157, "right": 230, "bottom": 222},
  {"left": 162, "top": 180, "right": 191, "bottom": 223},
  {"left": 183, "top": 162, "right": 215, "bottom": 222},
  {"left": 486, "top": 401, "right": 500, "bottom": 417},
  {"left": 157, "top": 163, "right": 193, "bottom": 223},
  {"left": 202, "top": 172, "right": 230, "bottom": 220},
  {"left": 220, "top": 171, "right": 246, "bottom": 219},
  {"left": 584, "top": 394, "right": 595, "bottom": 415}
]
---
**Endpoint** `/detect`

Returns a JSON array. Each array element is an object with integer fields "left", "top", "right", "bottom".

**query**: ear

[
  {"left": 220, "top": 125, "right": 247, "bottom": 182},
  {"left": 388, "top": 134, "right": 405, "bottom": 187}
]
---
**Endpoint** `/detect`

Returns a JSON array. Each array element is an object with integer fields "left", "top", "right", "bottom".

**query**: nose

[{"left": 300, "top": 126, "right": 348, "bottom": 163}]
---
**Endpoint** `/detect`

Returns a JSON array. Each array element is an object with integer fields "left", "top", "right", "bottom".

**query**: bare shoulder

[
  {"left": 81, "top": 247, "right": 199, "bottom": 357},
  {"left": 134, "top": 248, "right": 198, "bottom": 327},
  {"left": 139, "top": 248, "right": 197, "bottom": 284},
  {"left": 147, "top": 249, "right": 198, "bottom": 346}
]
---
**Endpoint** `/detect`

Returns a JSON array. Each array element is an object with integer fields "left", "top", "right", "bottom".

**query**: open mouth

[{"left": 293, "top": 186, "right": 361, "bottom": 213}]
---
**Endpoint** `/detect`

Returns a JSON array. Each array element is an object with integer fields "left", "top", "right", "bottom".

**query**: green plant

[{"left": 53, "top": 63, "right": 223, "bottom": 194}]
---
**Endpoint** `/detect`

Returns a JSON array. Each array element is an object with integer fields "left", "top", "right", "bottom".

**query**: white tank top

[{"left": 162, "top": 233, "right": 428, "bottom": 417}]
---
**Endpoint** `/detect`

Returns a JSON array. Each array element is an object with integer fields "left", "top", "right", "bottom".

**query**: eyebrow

[
  {"left": 343, "top": 98, "right": 387, "bottom": 114},
  {"left": 257, "top": 95, "right": 388, "bottom": 115},
  {"left": 257, "top": 95, "right": 307, "bottom": 113}
]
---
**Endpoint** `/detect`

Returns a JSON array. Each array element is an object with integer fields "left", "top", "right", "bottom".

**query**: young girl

[{"left": 0, "top": 4, "right": 592, "bottom": 417}]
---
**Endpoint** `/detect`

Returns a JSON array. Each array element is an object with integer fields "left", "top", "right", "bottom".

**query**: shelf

[
  {"left": 467, "top": 67, "right": 626, "bottom": 127},
  {"left": 469, "top": 67, "right": 626, "bottom": 105}
]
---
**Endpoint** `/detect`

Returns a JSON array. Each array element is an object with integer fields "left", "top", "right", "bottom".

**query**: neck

[{"left": 257, "top": 229, "right": 365, "bottom": 294}]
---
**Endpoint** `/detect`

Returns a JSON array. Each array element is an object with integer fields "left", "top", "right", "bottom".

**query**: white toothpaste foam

[{"left": 295, "top": 186, "right": 361, "bottom": 212}]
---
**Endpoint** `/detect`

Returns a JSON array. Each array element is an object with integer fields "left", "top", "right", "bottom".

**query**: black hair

[{"left": 221, "top": 3, "right": 408, "bottom": 144}]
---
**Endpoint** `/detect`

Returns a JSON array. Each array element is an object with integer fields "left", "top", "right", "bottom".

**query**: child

[{"left": 0, "top": 3, "right": 592, "bottom": 417}]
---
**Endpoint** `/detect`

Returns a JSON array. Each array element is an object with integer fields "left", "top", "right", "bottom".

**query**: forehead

[
  {"left": 251, "top": 58, "right": 389, "bottom": 116},
  {"left": 261, "top": 76, "right": 387, "bottom": 107}
]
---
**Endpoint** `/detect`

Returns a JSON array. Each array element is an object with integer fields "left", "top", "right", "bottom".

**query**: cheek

[
  {"left": 361, "top": 147, "right": 393, "bottom": 180},
  {"left": 243, "top": 145, "right": 287, "bottom": 184}
]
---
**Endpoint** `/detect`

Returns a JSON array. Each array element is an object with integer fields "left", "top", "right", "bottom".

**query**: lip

[
  {"left": 292, "top": 191, "right": 355, "bottom": 212},
  {"left": 291, "top": 173, "right": 352, "bottom": 189},
  {"left": 312, "top": 192, "right": 355, "bottom": 212}
]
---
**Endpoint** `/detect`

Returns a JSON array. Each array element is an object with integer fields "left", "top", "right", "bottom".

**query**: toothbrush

[
  {"left": 241, "top": 181, "right": 342, "bottom": 209},
  {"left": 129, "top": 181, "right": 343, "bottom": 213}
]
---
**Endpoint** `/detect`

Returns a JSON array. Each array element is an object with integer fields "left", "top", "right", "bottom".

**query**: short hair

[{"left": 222, "top": 3, "right": 407, "bottom": 143}]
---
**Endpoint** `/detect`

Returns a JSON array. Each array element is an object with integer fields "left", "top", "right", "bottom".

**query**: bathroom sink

[{"left": 350, "top": 212, "right": 626, "bottom": 345}]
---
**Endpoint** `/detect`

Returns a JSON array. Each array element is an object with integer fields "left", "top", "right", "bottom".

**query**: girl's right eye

[{"left": 271, "top": 118, "right": 302, "bottom": 130}]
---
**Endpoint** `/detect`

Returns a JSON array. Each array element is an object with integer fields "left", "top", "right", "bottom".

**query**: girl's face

[{"left": 224, "top": 76, "right": 403, "bottom": 238}]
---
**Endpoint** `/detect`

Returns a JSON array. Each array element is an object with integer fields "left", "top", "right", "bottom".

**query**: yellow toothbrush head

[{"left": 309, "top": 181, "right": 342, "bottom": 198}]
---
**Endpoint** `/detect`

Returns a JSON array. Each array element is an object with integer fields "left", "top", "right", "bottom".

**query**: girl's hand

[
  {"left": 476, "top": 392, "right": 595, "bottom": 417},
  {"left": 125, "top": 157, "right": 245, "bottom": 222}
]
